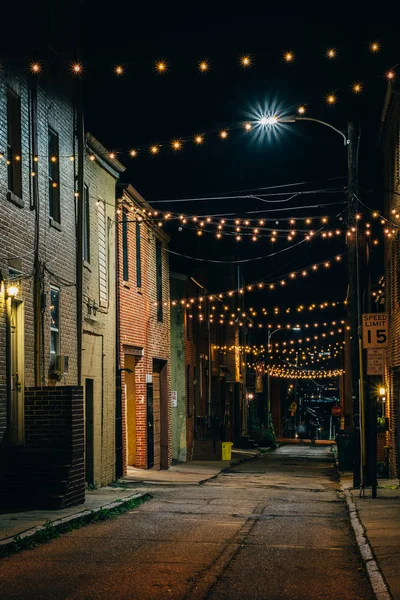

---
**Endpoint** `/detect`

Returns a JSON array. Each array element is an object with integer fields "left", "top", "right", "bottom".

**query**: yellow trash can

[{"left": 221, "top": 442, "right": 233, "bottom": 460}]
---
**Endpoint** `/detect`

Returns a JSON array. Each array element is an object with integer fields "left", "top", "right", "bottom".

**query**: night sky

[{"left": 4, "top": 2, "right": 400, "bottom": 366}]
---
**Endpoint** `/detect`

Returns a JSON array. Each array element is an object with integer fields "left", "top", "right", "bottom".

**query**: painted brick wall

[
  {"left": 0, "top": 71, "right": 79, "bottom": 456},
  {"left": 118, "top": 186, "right": 171, "bottom": 472},
  {"left": 81, "top": 138, "right": 123, "bottom": 486}
]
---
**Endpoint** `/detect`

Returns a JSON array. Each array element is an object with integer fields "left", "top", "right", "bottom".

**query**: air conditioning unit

[{"left": 52, "top": 354, "right": 69, "bottom": 375}]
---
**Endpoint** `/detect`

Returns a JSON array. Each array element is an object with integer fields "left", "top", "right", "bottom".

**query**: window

[
  {"left": 83, "top": 184, "right": 90, "bottom": 262},
  {"left": 98, "top": 202, "right": 108, "bottom": 307},
  {"left": 136, "top": 222, "right": 142, "bottom": 287},
  {"left": 186, "top": 365, "right": 191, "bottom": 416},
  {"left": 156, "top": 240, "right": 163, "bottom": 322},
  {"left": 48, "top": 128, "right": 60, "bottom": 222},
  {"left": 7, "top": 88, "right": 22, "bottom": 198},
  {"left": 122, "top": 209, "right": 129, "bottom": 281},
  {"left": 50, "top": 287, "right": 60, "bottom": 361}
]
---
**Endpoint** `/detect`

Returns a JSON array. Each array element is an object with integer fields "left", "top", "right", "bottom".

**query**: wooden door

[
  {"left": 125, "top": 355, "right": 137, "bottom": 466},
  {"left": 147, "top": 381, "right": 154, "bottom": 468},
  {"left": 152, "top": 372, "right": 161, "bottom": 469},
  {"left": 10, "top": 300, "right": 24, "bottom": 444}
]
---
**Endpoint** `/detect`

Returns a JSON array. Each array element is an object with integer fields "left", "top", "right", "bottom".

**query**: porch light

[{"left": 6, "top": 284, "right": 19, "bottom": 298}]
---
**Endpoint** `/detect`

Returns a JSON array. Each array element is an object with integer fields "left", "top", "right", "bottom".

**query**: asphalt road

[{"left": 0, "top": 445, "right": 373, "bottom": 600}]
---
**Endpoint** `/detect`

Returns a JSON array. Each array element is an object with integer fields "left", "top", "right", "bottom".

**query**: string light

[
  {"left": 168, "top": 254, "right": 344, "bottom": 307},
  {"left": 244, "top": 122, "right": 252, "bottom": 131},
  {"left": 155, "top": 60, "right": 167, "bottom": 73},
  {"left": 114, "top": 65, "right": 124, "bottom": 75},
  {"left": 240, "top": 55, "right": 252, "bottom": 67},
  {"left": 150, "top": 145, "right": 160, "bottom": 154},
  {"left": 130, "top": 149, "right": 138, "bottom": 157},
  {"left": 297, "top": 105, "right": 306, "bottom": 114},
  {"left": 194, "top": 134, "right": 204, "bottom": 145},
  {"left": 326, "top": 93, "right": 337, "bottom": 105},
  {"left": 30, "top": 62, "right": 41, "bottom": 73},
  {"left": 284, "top": 51, "right": 294, "bottom": 62},
  {"left": 386, "top": 70, "right": 395, "bottom": 80},
  {"left": 171, "top": 139, "right": 183, "bottom": 151},
  {"left": 370, "top": 42, "right": 380, "bottom": 53},
  {"left": 220, "top": 129, "right": 228, "bottom": 139},
  {"left": 71, "top": 62, "right": 83, "bottom": 74},
  {"left": 198, "top": 60, "right": 209, "bottom": 72},
  {"left": 326, "top": 48, "right": 336, "bottom": 59},
  {"left": 352, "top": 82, "right": 363, "bottom": 94}
]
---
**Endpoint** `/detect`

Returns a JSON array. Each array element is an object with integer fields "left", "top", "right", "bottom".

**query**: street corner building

[
  {"left": 380, "top": 83, "right": 400, "bottom": 478},
  {"left": 116, "top": 185, "right": 172, "bottom": 475},
  {"left": 0, "top": 68, "right": 84, "bottom": 509}
]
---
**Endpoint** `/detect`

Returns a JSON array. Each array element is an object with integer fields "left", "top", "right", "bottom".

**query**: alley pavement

[{"left": 0, "top": 445, "right": 373, "bottom": 600}]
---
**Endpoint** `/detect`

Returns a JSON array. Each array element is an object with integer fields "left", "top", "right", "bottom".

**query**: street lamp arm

[{"left": 295, "top": 117, "right": 348, "bottom": 146}]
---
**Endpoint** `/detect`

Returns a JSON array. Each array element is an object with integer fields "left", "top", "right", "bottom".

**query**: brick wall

[
  {"left": 118, "top": 185, "right": 171, "bottom": 472},
  {"left": 7, "top": 386, "right": 85, "bottom": 508},
  {"left": 382, "top": 91, "right": 400, "bottom": 478},
  {"left": 0, "top": 71, "right": 79, "bottom": 469}
]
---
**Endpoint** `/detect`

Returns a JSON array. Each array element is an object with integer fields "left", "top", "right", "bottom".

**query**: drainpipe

[{"left": 76, "top": 80, "right": 84, "bottom": 387}]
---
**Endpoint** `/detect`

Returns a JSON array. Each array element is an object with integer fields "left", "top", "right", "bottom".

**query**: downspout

[
  {"left": 115, "top": 204, "right": 123, "bottom": 478},
  {"left": 76, "top": 80, "right": 84, "bottom": 387}
]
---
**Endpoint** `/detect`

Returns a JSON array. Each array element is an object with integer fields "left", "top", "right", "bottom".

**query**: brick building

[
  {"left": 82, "top": 134, "right": 125, "bottom": 486},
  {"left": 380, "top": 85, "right": 400, "bottom": 478},
  {"left": 0, "top": 69, "right": 84, "bottom": 507},
  {"left": 116, "top": 185, "right": 171, "bottom": 474}
]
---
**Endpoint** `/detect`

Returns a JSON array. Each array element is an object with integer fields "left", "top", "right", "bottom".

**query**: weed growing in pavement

[{"left": 0, "top": 494, "right": 151, "bottom": 559}]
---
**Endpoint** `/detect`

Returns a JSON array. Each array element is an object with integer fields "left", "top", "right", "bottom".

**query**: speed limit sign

[{"left": 362, "top": 314, "right": 388, "bottom": 348}]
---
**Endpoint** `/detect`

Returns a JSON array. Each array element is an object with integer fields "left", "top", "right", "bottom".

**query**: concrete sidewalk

[
  {"left": 0, "top": 449, "right": 259, "bottom": 548},
  {"left": 341, "top": 472, "right": 400, "bottom": 600},
  {"left": 119, "top": 449, "right": 259, "bottom": 486}
]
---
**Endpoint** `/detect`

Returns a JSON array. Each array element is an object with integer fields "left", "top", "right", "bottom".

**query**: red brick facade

[{"left": 117, "top": 185, "right": 171, "bottom": 472}]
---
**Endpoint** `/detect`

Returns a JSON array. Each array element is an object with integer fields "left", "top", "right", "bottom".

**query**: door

[
  {"left": 85, "top": 378, "right": 94, "bottom": 485},
  {"left": 125, "top": 355, "right": 137, "bottom": 466},
  {"left": 10, "top": 300, "right": 24, "bottom": 444},
  {"left": 146, "top": 381, "right": 154, "bottom": 468}
]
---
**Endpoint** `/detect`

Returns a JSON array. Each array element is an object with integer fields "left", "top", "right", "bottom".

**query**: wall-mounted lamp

[
  {"left": 379, "top": 387, "right": 386, "bottom": 397},
  {"left": 6, "top": 283, "right": 19, "bottom": 299}
]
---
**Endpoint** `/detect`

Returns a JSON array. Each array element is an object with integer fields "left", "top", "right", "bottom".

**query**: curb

[
  {"left": 344, "top": 489, "right": 392, "bottom": 600},
  {"left": 0, "top": 492, "right": 148, "bottom": 555}
]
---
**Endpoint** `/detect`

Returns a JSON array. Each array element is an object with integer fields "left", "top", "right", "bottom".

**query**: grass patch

[{"left": 0, "top": 493, "right": 151, "bottom": 558}]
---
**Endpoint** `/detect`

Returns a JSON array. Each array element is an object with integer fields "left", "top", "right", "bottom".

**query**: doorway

[
  {"left": 153, "top": 359, "right": 168, "bottom": 470},
  {"left": 10, "top": 300, "right": 24, "bottom": 444},
  {"left": 85, "top": 378, "right": 94, "bottom": 485},
  {"left": 125, "top": 355, "right": 137, "bottom": 466}
]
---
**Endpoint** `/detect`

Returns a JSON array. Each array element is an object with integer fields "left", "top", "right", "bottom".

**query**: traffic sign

[
  {"left": 362, "top": 313, "right": 388, "bottom": 348},
  {"left": 331, "top": 405, "right": 342, "bottom": 417},
  {"left": 367, "top": 348, "right": 384, "bottom": 375}
]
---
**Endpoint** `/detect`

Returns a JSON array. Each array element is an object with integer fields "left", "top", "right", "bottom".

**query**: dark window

[
  {"left": 83, "top": 184, "right": 90, "bottom": 262},
  {"left": 186, "top": 364, "right": 191, "bottom": 416},
  {"left": 122, "top": 209, "right": 129, "bottom": 281},
  {"left": 156, "top": 240, "right": 163, "bottom": 322},
  {"left": 7, "top": 89, "right": 22, "bottom": 198},
  {"left": 48, "top": 128, "right": 60, "bottom": 222},
  {"left": 136, "top": 222, "right": 142, "bottom": 287}
]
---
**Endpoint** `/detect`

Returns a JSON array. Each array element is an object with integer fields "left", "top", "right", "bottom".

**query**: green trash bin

[{"left": 335, "top": 433, "right": 353, "bottom": 471}]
